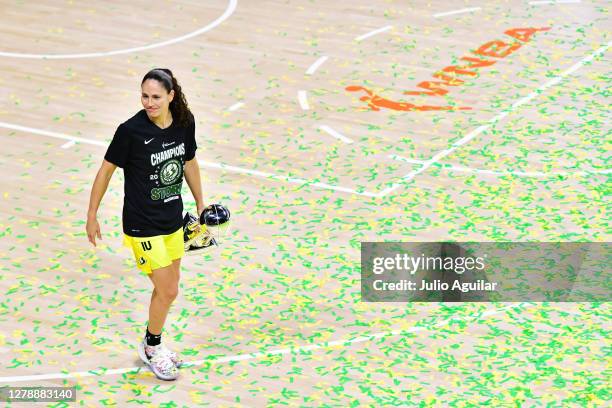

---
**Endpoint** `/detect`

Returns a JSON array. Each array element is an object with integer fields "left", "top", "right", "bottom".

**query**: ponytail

[{"left": 141, "top": 68, "right": 193, "bottom": 128}]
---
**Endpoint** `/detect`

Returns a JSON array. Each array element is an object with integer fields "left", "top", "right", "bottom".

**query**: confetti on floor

[{"left": 0, "top": 0, "right": 610, "bottom": 406}]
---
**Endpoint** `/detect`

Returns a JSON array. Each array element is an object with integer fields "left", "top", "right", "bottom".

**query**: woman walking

[{"left": 86, "top": 68, "right": 204, "bottom": 380}]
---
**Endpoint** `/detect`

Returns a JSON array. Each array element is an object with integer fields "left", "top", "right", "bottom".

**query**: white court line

[
  {"left": 61, "top": 140, "right": 76, "bottom": 149},
  {"left": 319, "top": 125, "right": 354, "bottom": 144},
  {"left": 433, "top": 7, "right": 481, "bottom": 18},
  {"left": 0, "top": 121, "right": 378, "bottom": 197},
  {"left": 355, "top": 25, "right": 393, "bottom": 42},
  {"left": 0, "top": 121, "right": 107, "bottom": 147},
  {"left": 377, "top": 41, "right": 611, "bottom": 197},
  {"left": 227, "top": 102, "right": 244, "bottom": 112},
  {"left": 0, "top": 303, "right": 533, "bottom": 382},
  {"left": 306, "top": 56, "right": 329, "bottom": 75},
  {"left": 298, "top": 90, "right": 310, "bottom": 110},
  {"left": 529, "top": 0, "right": 580, "bottom": 5},
  {"left": 0, "top": 0, "right": 237, "bottom": 59},
  {"left": 452, "top": 125, "right": 489, "bottom": 147}
]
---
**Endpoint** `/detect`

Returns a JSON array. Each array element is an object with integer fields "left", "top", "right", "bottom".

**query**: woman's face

[{"left": 141, "top": 79, "right": 174, "bottom": 118}]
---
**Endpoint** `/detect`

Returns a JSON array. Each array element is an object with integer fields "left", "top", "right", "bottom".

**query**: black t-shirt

[{"left": 104, "top": 109, "right": 197, "bottom": 237}]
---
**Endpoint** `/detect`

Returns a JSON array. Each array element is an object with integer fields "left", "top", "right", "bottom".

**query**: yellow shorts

[{"left": 123, "top": 227, "right": 184, "bottom": 275}]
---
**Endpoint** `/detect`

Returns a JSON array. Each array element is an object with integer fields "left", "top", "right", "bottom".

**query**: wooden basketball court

[{"left": 0, "top": 0, "right": 609, "bottom": 406}]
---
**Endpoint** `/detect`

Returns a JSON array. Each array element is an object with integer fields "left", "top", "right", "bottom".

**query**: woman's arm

[
  {"left": 86, "top": 159, "right": 117, "bottom": 246},
  {"left": 184, "top": 157, "right": 205, "bottom": 216}
]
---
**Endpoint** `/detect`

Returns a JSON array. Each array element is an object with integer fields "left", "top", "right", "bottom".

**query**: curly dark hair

[{"left": 141, "top": 68, "right": 193, "bottom": 128}]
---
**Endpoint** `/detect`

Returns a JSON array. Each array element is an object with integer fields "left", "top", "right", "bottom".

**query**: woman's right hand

[{"left": 86, "top": 215, "right": 102, "bottom": 247}]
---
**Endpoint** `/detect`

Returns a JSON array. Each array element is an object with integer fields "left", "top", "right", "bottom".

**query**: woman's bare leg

[{"left": 146, "top": 259, "right": 181, "bottom": 334}]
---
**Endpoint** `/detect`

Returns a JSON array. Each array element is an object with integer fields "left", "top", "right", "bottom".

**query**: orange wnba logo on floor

[{"left": 346, "top": 27, "right": 551, "bottom": 112}]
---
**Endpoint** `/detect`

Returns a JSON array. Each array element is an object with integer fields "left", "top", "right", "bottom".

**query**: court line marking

[
  {"left": 0, "top": 121, "right": 107, "bottom": 147},
  {"left": 389, "top": 154, "right": 611, "bottom": 178},
  {"left": 355, "top": 25, "right": 393, "bottom": 42},
  {"left": 377, "top": 41, "right": 611, "bottom": 197},
  {"left": 306, "top": 56, "right": 329, "bottom": 75},
  {"left": 0, "top": 303, "right": 533, "bottom": 382},
  {"left": 319, "top": 125, "right": 354, "bottom": 144},
  {"left": 529, "top": 0, "right": 580, "bottom": 5},
  {"left": 0, "top": 0, "right": 237, "bottom": 59},
  {"left": 0, "top": 121, "right": 378, "bottom": 197},
  {"left": 433, "top": 7, "right": 481, "bottom": 18},
  {"left": 298, "top": 90, "right": 310, "bottom": 110},
  {"left": 61, "top": 140, "right": 76, "bottom": 149},
  {"left": 227, "top": 102, "right": 244, "bottom": 112}
]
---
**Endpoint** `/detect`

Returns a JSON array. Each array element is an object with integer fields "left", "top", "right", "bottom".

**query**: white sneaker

[
  {"left": 159, "top": 343, "right": 184, "bottom": 368},
  {"left": 137, "top": 340, "right": 179, "bottom": 380}
]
